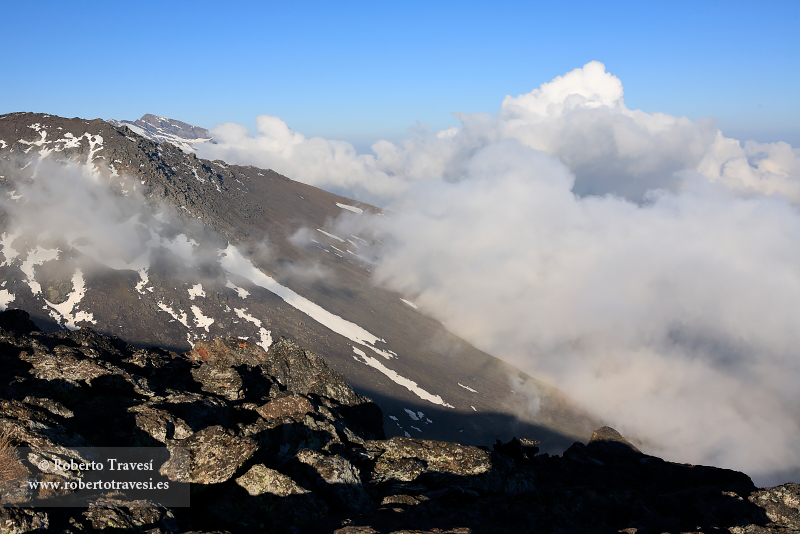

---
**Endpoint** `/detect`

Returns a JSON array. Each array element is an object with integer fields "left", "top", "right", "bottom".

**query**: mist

[
  {"left": 0, "top": 157, "right": 221, "bottom": 284},
  {"left": 196, "top": 62, "right": 800, "bottom": 485}
]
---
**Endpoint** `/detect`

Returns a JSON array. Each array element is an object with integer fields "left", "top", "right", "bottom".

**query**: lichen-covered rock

[
  {"left": 130, "top": 405, "right": 193, "bottom": 443},
  {"left": 0, "top": 310, "right": 797, "bottom": 534},
  {"left": 263, "top": 339, "right": 363, "bottom": 407},
  {"left": 19, "top": 348, "right": 112, "bottom": 385},
  {"left": 0, "top": 507, "right": 48, "bottom": 533},
  {"left": 369, "top": 437, "right": 492, "bottom": 482},
  {"left": 21, "top": 397, "right": 73, "bottom": 419},
  {"left": 748, "top": 483, "right": 800, "bottom": 530},
  {"left": 160, "top": 426, "right": 257, "bottom": 484},
  {"left": 256, "top": 394, "right": 316, "bottom": 422},
  {"left": 82, "top": 498, "right": 177, "bottom": 531},
  {"left": 190, "top": 362, "right": 243, "bottom": 401},
  {"left": 185, "top": 338, "right": 268, "bottom": 368},
  {"left": 295, "top": 449, "right": 371, "bottom": 511},
  {"left": 235, "top": 464, "right": 309, "bottom": 497},
  {"left": 296, "top": 449, "right": 361, "bottom": 485}
]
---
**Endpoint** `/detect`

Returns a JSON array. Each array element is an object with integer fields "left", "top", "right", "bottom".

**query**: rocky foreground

[{"left": 0, "top": 309, "right": 797, "bottom": 533}]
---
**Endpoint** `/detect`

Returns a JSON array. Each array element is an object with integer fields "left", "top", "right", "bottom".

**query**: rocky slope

[
  {"left": 0, "top": 309, "right": 798, "bottom": 533},
  {"left": 0, "top": 112, "right": 597, "bottom": 453}
]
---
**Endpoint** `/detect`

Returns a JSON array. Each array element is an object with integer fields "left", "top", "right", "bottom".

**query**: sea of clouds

[{"left": 196, "top": 61, "right": 800, "bottom": 485}]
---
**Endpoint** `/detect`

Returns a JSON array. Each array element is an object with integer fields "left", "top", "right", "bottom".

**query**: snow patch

[
  {"left": 234, "top": 306, "right": 277, "bottom": 349},
  {"left": 352, "top": 347, "right": 454, "bottom": 408},
  {"left": 458, "top": 383, "right": 478, "bottom": 393},
  {"left": 400, "top": 298, "right": 418, "bottom": 309},
  {"left": 191, "top": 305, "right": 214, "bottom": 331},
  {"left": 19, "top": 246, "right": 60, "bottom": 295},
  {"left": 135, "top": 268, "right": 149, "bottom": 294},
  {"left": 157, "top": 302, "right": 189, "bottom": 327},
  {"left": 0, "top": 289, "right": 15, "bottom": 310},
  {"left": 191, "top": 167, "right": 206, "bottom": 183},
  {"left": 233, "top": 307, "right": 261, "bottom": 325},
  {"left": 316, "top": 229, "right": 346, "bottom": 242},
  {"left": 225, "top": 279, "right": 250, "bottom": 298},
  {"left": 254, "top": 328, "right": 273, "bottom": 351},
  {"left": 0, "top": 231, "right": 22, "bottom": 266},
  {"left": 336, "top": 202, "right": 363, "bottom": 214},
  {"left": 220, "top": 244, "right": 394, "bottom": 359},
  {"left": 188, "top": 283, "right": 205, "bottom": 300},
  {"left": 404, "top": 408, "right": 419, "bottom": 421},
  {"left": 45, "top": 269, "right": 95, "bottom": 329}
]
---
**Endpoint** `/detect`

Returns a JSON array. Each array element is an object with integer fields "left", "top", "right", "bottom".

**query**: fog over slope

[{"left": 197, "top": 62, "right": 800, "bottom": 485}]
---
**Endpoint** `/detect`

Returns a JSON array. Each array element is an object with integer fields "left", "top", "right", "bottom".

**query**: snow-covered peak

[{"left": 108, "top": 114, "right": 213, "bottom": 153}]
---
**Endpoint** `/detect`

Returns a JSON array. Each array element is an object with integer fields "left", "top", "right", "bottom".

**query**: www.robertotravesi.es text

[{"left": 27, "top": 479, "right": 170, "bottom": 491}]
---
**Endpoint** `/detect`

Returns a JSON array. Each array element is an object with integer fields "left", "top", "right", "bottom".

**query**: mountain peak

[{"left": 107, "top": 114, "right": 212, "bottom": 153}]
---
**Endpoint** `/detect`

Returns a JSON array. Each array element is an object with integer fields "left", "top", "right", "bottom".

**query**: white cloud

[
  {"left": 350, "top": 139, "right": 800, "bottom": 485},
  {"left": 200, "top": 61, "right": 799, "bottom": 209},
  {"left": 203, "top": 61, "right": 800, "bottom": 485}
]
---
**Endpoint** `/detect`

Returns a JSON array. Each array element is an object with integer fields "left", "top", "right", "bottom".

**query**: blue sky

[{"left": 2, "top": 0, "right": 798, "bottom": 148}]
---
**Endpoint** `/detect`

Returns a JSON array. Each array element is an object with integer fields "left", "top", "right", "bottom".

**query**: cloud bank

[{"left": 198, "top": 62, "right": 800, "bottom": 485}]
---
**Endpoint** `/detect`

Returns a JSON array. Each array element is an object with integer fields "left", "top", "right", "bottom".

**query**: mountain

[
  {"left": 1, "top": 309, "right": 798, "bottom": 533},
  {"left": 107, "top": 114, "right": 213, "bottom": 153},
  {"left": 0, "top": 112, "right": 597, "bottom": 455}
]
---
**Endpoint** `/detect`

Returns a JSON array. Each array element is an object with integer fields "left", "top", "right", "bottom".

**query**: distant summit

[{"left": 108, "top": 113, "right": 212, "bottom": 153}]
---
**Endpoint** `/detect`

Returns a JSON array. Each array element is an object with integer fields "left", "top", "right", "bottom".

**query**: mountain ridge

[{"left": 0, "top": 111, "right": 596, "bottom": 456}]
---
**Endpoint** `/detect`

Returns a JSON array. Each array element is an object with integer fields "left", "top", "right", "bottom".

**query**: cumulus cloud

[
  {"left": 346, "top": 139, "right": 800, "bottom": 484},
  {"left": 200, "top": 61, "right": 800, "bottom": 484},
  {"left": 199, "top": 60, "right": 800, "bottom": 207}
]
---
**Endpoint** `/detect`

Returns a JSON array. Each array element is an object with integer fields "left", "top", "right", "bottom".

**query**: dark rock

[
  {"left": 82, "top": 497, "right": 177, "bottom": 531},
  {"left": 190, "top": 362, "right": 244, "bottom": 401},
  {"left": 160, "top": 426, "right": 258, "bottom": 484},
  {"left": 369, "top": 437, "right": 492, "bottom": 484},
  {"left": 295, "top": 448, "right": 371, "bottom": 511},
  {"left": 263, "top": 338, "right": 363, "bottom": 407},
  {"left": 748, "top": 483, "right": 800, "bottom": 530},
  {"left": 0, "top": 312, "right": 796, "bottom": 533},
  {"left": 0, "top": 310, "right": 39, "bottom": 335},
  {"left": 255, "top": 394, "right": 316, "bottom": 422},
  {"left": 234, "top": 464, "right": 309, "bottom": 496},
  {"left": 587, "top": 425, "right": 642, "bottom": 457},
  {"left": 493, "top": 436, "right": 539, "bottom": 463},
  {"left": 131, "top": 405, "right": 194, "bottom": 443},
  {"left": 0, "top": 507, "right": 48, "bottom": 533}
]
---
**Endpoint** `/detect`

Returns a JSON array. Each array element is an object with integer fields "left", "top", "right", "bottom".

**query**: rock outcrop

[{"left": 0, "top": 308, "right": 798, "bottom": 533}]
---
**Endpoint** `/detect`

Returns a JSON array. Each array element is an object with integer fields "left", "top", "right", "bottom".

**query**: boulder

[
  {"left": 235, "top": 464, "right": 309, "bottom": 497},
  {"left": 82, "top": 497, "right": 177, "bottom": 531},
  {"left": 160, "top": 426, "right": 257, "bottom": 484},
  {"left": 0, "top": 507, "right": 48, "bottom": 533},
  {"left": 369, "top": 437, "right": 492, "bottom": 483},
  {"left": 748, "top": 483, "right": 800, "bottom": 530}
]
